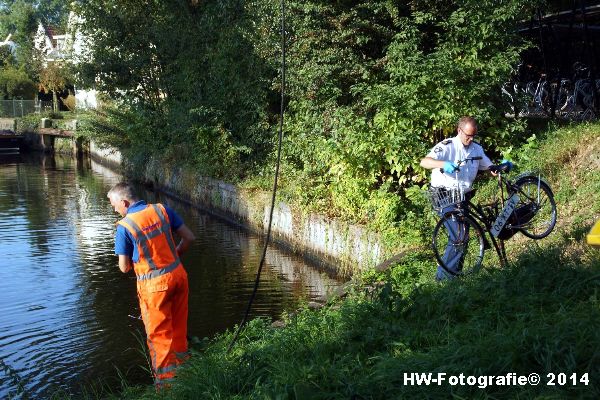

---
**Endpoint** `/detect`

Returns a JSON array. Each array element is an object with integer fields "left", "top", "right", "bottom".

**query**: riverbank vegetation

[
  {"left": 73, "top": 0, "right": 542, "bottom": 251},
  {"left": 92, "top": 121, "right": 600, "bottom": 399}
]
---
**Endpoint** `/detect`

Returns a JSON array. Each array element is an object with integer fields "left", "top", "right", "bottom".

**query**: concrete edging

[{"left": 91, "top": 142, "right": 384, "bottom": 274}]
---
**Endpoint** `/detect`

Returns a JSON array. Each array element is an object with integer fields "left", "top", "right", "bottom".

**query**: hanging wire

[{"left": 227, "top": 0, "right": 286, "bottom": 354}]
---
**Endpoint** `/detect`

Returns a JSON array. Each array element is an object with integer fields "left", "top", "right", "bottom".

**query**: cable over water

[{"left": 0, "top": 152, "right": 339, "bottom": 398}]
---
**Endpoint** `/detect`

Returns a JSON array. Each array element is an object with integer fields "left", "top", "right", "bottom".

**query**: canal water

[{"left": 0, "top": 151, "right": 341, "bottom": 399}]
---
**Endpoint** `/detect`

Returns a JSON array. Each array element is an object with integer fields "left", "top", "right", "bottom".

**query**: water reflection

[{"left": 0, "top": 152, "right": 341, "bottom": 398}]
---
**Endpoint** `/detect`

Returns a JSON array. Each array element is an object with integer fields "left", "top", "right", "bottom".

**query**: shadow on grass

[
  {"left": 162, "top": 226, "right": 600, "bottom": 400},
  {"left": 372, "top": 233, "right": 600, "bottom": 399},
  {"left": 81, "top": 222, "right": 598, "bottom": 400}
]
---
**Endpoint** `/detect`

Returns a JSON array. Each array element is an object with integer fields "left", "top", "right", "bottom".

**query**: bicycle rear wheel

[
  {"left": 512, "top": 176, "right": 557, "bottom": 239},
  {"left": 432, "top": 211, "right": 486, "bottom": 276}
]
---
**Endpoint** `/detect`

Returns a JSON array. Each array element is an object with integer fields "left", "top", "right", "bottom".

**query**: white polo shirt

[{"left": 426, "top": 136, "right": 492, "bottom": 190}]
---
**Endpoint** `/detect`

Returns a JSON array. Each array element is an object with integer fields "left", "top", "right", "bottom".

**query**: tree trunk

[{"left": 52, "top": 91, "right": 58, "bottom": 113}]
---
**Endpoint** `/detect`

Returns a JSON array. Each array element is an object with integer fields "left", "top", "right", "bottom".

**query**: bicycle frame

[
  {"left": 431, "top": 158, "right": 556, "bottom": 276},
  {"left": 453, "top": 195, "right": 508, "bottom": 267},
  {"left": 454, "top": 169, "right": 549, "bottom": 266},
  {"left": 439, "top": 162, "right": 525, "bottom": 268}
]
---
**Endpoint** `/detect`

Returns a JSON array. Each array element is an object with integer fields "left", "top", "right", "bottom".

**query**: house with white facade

[
  {"left": 34, "top": 13, "right": 97, "bottom": 109},
  {"left": 34, "top": 23, "right": 68, "bottom": 63}
]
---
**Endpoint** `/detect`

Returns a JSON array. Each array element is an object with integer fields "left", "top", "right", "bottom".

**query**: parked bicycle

[{"left": 426, "top": 157, "right": 557, "bottom": 277}]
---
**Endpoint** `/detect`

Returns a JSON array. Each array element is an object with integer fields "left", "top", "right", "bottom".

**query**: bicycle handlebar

[
  {"left": 439, "top": 156, "right": 483, "bottom": 173},
  {"left": 438, "top": 157, "right": 514, "bottom": 175}
]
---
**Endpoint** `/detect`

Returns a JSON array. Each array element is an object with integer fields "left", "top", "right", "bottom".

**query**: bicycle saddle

[{"left": 489, "top": 163, "right": 512, "bottom": 173}]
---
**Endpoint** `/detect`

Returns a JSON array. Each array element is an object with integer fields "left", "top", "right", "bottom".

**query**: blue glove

[
  {"left": 501, "top": 159, "right": 514, "bottom": 172},
  {"left": 443, "top": 161, "right": 458, "bottom": 174}
]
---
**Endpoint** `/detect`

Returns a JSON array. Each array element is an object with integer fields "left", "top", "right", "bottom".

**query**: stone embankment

[{"left": 91, "top": 146, "right": 384, "bottom": 275}]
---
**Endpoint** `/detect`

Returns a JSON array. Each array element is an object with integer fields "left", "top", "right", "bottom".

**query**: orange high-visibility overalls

[{"left": 118, "top": 203, "right": 189, "bottom": 387}]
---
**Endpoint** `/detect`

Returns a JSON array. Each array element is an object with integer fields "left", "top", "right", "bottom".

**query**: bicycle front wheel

[
  {"left": 512, "top": 176, "right": 557, "bottom": 239},
  {"left": 432, "top": 212, "right": 486, "bottom": 276}
]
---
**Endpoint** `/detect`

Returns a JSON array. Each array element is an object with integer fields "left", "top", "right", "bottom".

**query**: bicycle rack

[{"left": 504, "top": 2, "right": 600, "bottom": 121}]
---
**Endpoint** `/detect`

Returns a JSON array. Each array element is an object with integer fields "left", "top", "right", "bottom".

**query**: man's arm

[
  {"left": 115, "top": 225, "right": 134, "bottom": 273},
  {"left": 175, "top": 224, "right": 196, "bottom": 256},
  {"left": 477, "top": 151, "right": 498, "bottom": 176},
  {"left": 118, "top": 255, "right": 133, "bottom": 273},
  {"left": 420, "top": 157, "right": 445, "bottom": 170}
]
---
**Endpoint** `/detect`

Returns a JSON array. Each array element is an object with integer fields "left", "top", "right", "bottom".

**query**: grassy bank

[
  {"left": 95, "top": 121, "right": 600, "bottom": 399},
  {"left": 136, "top": 250, "right": 599, "bottom": 399}
]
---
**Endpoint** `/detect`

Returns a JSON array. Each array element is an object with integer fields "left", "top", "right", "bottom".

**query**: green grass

[
  {"left": 132, "top": 238, "right": 600, "bottom": 399},
  {"left": 61, "top": 121, "right": 600, "bottom": 399}
]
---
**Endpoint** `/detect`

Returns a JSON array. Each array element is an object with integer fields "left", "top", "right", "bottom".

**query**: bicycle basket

[{"left": 426, "top": 187, "right": 465, "bottom": 212}]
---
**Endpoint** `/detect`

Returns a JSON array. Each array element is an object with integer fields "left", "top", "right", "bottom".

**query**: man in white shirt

[
  {"left": 420, "top": 116, "right": 493, "bottom": 189},
  {"left": 420, "top": 116, "right": 495, "bottom": 280}
]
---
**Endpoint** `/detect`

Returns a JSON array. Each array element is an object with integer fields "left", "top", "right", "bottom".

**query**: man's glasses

[{"left": 459, "top": 128, "right": 477, "bottom": 138}]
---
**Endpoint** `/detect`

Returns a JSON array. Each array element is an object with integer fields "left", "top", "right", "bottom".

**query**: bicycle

[{"left": 426, "top": 157, "right": 557, "bottom": 277}]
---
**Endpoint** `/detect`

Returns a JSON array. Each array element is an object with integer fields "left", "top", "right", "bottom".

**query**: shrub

[{"left": 0, "top": 66, "right": 36, "bottom": 99}]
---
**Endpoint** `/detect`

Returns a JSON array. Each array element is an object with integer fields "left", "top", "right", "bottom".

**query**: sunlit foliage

[{"left": 76, "top": 0, "right": 539, "bottom": 238}]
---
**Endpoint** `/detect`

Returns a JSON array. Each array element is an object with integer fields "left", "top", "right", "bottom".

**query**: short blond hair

[{"left": 458, "top": 116, "right": 477, "bottom": 131}]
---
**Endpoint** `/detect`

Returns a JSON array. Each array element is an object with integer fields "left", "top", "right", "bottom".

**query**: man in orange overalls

[{"left": 107, "top": 182, "right": 195, "bottom": 388}]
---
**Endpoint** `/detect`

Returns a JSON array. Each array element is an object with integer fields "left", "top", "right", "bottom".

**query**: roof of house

[{"left": 44, "top": 25, "right": 65, "bottom": 39}]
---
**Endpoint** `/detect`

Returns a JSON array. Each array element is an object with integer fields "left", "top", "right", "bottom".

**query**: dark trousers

[{"left": 436, "top": 204, "right": 469, "bottom": 280}]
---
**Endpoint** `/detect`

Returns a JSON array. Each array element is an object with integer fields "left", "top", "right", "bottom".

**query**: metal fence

[{"left": 0, "top": 100, "right": 54, "bottom": 118}]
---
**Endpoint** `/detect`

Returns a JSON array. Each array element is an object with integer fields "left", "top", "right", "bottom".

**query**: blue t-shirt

[{"left": 114, "top": 200, "right": 183, "bottom": 262}]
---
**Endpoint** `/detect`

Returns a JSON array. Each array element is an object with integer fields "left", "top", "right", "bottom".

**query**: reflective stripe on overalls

[{"left": 118, "top": 204, "right": 189, "bottom": 386}]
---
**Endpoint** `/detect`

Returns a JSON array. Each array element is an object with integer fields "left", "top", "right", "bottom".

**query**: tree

[
  {"left": 39, "top": 61, "right": 71, "bottom": 111},
  {"left": 0, "top": 66, "right": 37, "bottom": 98},
  {"left": 71, "top": 0, "right": 540, "bottom": 226},
  {"left": 0, "top": 0, "right": 69, "bottom": 31},
  {"left": 73, "top": 0, "right": 277, "bottom": 177},
  {"left": 0, "top": 45, "right": 15, "bottom": 67},
  {"left": 0, "top": 0, "right": 40, "bottom": 80},
  {"left": 0, "top": 0, "right": 70, "bottom": 82}
]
